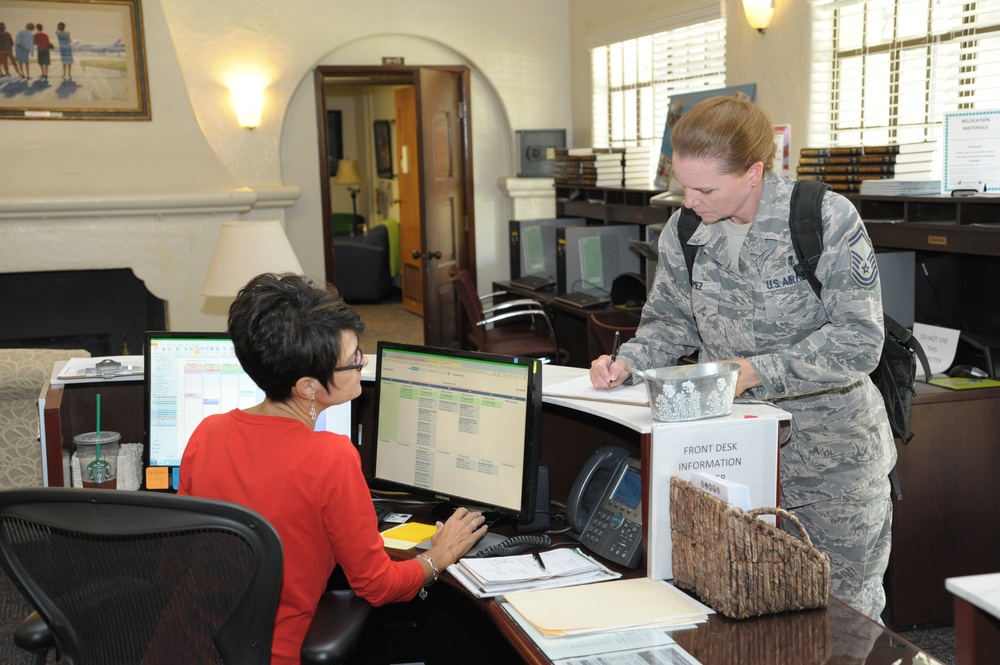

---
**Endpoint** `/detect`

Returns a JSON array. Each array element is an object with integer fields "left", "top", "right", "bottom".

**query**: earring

[{"left": 309, "top": 395, "right": 317, "bottom": 423}]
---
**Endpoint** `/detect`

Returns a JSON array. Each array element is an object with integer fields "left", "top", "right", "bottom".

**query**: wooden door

[
  {"left": 395, "top": 87, "right": 423, "bottom": 316},
  {"left": 415, "top": 67, "right": 473, "bottom": 348}
]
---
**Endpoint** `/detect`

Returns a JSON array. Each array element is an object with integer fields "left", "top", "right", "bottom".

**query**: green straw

[{"left": 95, "top": 393, "right": 102, "bottom": 463}]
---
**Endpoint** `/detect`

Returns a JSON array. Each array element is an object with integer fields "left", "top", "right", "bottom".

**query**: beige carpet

[{"left": 352, "top": 293, "right": 424, "bottom": 349}]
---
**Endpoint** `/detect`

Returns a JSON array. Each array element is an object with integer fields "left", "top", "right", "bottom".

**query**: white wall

[
  {"left": 1, "top": 0, "right": 818, "bottom": 332},
  {"left": 1, "top": 0, "right": 574, "bottom": 331},
  {"left": 569, "top": 0, "right": 814, "bottom": 170}
]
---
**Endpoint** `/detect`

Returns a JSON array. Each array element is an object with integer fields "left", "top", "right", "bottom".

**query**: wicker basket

[{"left": 669, "top": 475, "right": 831, "bottom": 619}]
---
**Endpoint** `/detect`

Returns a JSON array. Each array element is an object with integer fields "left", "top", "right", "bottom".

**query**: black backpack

[{"left": 676, "top": 180, "right": 931, "bottom": 495}]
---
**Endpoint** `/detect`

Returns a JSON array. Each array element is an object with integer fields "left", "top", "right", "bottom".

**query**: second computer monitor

[
  {"left": 509, "top": 217, "right": 587, "bottom": 281},
  {"left": 556, "top": 224, "right": 642, "bottom": 296}
]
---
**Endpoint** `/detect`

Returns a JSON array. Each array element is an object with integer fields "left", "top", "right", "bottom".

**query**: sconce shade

[
  {"left": 743, "top": 0, "right": 775, "bottom": 32},
  {"left": 332, "top": 159, "right": 364, "bottom": 186},
  {"left": 201, "top": 220, "right": 304, "bottom": 297},
  {"left": 229, "top": 80, "right": 264, "bottom": 129}
]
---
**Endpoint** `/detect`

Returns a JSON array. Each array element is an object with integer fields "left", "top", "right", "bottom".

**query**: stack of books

[
  {"left": 554, "top": 147, "right": 654, "bottom": 188},
  {"left": 622, "top": 146, "right": 653, "bottom": 188},
  {"left": 796, "top": 141, "right": 940, "bottom": 192},
  {"left": 553, "top": 148, "right": 597, "bottom": 186}
]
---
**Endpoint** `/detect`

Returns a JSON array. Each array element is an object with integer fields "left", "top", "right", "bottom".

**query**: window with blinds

[
  {"left": 809, "top": 0, "right": 1000, "bottom": 147},
  {"left": 591, "top": 13, "right": 727, "bottom": 151}
]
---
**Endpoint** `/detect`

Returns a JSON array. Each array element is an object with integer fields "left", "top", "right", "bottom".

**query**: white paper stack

[
  {"left": 449, "top": 548, "right": 620, "bottom": 598},
  {"left": 688, "top": 471, "right": 752, "bottom": 511}
]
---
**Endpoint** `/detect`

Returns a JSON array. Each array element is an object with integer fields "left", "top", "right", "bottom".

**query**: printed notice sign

[
  {"left": 646, "top": 416, "right": 780, "bottom": 581},
  {"left": 944, "top": 110, "right": 1000, "bottom": 193}
]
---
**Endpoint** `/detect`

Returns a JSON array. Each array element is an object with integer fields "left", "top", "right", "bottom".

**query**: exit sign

[{"left": 382, "top": 57, "right": 405, "bottom": 65}]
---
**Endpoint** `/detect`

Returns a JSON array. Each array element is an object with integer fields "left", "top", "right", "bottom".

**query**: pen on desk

[
  {"left": 607, "top": 330, "right": 621, "bottom": 391},
  {"left": 533, "top": 550, "right": 546, "bottom": 571}
]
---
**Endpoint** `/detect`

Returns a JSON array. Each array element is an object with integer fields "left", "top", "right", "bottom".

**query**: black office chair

[{"left": 0, "top": 488, "right": 369, "bottom": 665}]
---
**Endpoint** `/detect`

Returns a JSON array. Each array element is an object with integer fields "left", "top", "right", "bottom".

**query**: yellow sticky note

[
  {"left": 380, "top": 522, "right": 438, "bottom": 544},
  {"left": 145, "top": 466, "right": 169, "bottom": 490}
]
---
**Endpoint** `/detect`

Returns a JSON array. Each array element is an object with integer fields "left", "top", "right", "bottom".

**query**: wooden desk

[
  {"left": 492, "top": 280, "right": 640, "bottom": 368},
  {"left": 389, "top": 505, "right": 936, "bottom": 665},
  {"left": 947, "top": 573, "right": 1000, "bottom": 665}
]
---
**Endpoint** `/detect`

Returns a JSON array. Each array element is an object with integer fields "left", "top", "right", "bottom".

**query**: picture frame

[
  {"left": 374, "top": 119, "right": 393, "bottom": 179},
  {"left": 0, "top": 0, "right": 151, "bottom": 120}
]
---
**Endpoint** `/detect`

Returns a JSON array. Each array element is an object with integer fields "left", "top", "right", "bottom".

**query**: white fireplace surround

[{"left": 0, "top": 185, "right": 300, "bottom": 334}]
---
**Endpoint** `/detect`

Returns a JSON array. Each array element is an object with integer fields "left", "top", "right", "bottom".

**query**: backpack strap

[
  {"left": 884, "top": 313, "right": 933, "bottom": 382},
  {"left": 677, "top": 206, "right": 701, "bottom": 284},
  {"left": 788, "top": 179, "right": 831, "bottom": 300}
]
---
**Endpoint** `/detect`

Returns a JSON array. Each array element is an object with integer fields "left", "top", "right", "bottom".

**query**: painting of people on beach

[{"left": 0, "top": 0, "right": 149, "bottom": 119}]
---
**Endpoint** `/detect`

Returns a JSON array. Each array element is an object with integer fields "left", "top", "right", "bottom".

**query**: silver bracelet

[{"left": 416, "top": 553, "right": 439, "bottom": 584}]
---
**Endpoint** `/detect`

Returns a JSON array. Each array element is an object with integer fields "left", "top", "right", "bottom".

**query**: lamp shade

[
  {"left": 332, "top": 159, "right": 364, "bottom": 186},
  {"left": 743, "top": 0, "right": 775, "bottom": 31},
  {"left": 201, "top": 220, "right": 304, "bottom": 297}
]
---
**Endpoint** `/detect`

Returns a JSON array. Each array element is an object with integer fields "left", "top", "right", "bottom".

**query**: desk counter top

[{"left": 946, "top": 572, "right": 1000, "bottom": 619}]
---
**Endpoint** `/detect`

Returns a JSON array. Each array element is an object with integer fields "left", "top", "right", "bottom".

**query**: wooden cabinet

[
  {"left": 885, "top": 383, "right": 1000, "bottom": 627},
  {"left": 858, "top": 194, "right": 1000, "bottom": 256}
]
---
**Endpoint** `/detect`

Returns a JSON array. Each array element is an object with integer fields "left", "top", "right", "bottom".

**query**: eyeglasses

[{"left": 332, "top": 346, "right": 364, "bottom": 373}]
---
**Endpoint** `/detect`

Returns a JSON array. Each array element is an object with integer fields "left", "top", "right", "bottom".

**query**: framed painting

[
  {"left": 374, "top": 119, "right": 393, "bottom": 179},
  {"left": 0, "top": 0, "right": 151, "bottom": 120}
]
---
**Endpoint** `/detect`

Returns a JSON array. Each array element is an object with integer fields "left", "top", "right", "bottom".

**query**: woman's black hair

[{"left": 227, "top": 273, "right": 364, "bottom": 402}]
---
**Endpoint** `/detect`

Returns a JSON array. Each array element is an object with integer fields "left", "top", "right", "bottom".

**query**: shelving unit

[
  {"left": 857, "top": 194, "right": 1000, "bottom": 256},
  {"left": 555, "top": 185, "right": 674, "bottom": 225}
]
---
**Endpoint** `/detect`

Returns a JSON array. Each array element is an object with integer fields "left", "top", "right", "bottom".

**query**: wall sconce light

[
  {"left": 201, "top": 220, "right": 304, "bottom": 297},
  {"left": 743, "top": 0, "right": 775, "bottom": 33},
  {"left": 228, "top": 76, "right": 265, "bottom": 129}
]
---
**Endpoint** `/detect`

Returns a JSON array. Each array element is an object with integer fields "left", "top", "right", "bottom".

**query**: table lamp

[
  {"left": 201, "top": 220, "right": 304, "bottom": 297},
  {"left": 332, "top": 158, "right": 364, "bottom": 235}
]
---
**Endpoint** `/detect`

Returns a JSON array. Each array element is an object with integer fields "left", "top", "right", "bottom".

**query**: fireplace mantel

[{"left": 0, "top": 184, "right": 301, "bottom": 333}]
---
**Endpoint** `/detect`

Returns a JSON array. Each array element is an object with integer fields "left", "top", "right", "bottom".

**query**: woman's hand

[
  {"left": 719, "top": 358, "right": 761, "bottom": 395},
  {"left": 590, "top": 355, "right": 631, "bottom": 390},
  {"left": 422, "top": 507, "right": 488, "bottom": 573}
]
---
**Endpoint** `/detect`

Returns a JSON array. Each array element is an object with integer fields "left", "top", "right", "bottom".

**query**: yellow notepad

[{"left": 380, "top": 522, "right": 438, "bottom": 550}]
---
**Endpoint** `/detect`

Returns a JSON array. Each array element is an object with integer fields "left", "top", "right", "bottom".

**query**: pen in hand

[
  {"left": 533, "top": 550, "right": 546, "bottom": 571},
  {"left": 607, "top": 330, "right": 621, "bottom": 391}
]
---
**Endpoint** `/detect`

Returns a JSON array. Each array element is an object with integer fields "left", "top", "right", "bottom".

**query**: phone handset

[
  {"left": 566, "top": 444, "right": 630, "bottom": 538},
  {"left": 565, "top": 444, "right": 643, "bottom": 570}
]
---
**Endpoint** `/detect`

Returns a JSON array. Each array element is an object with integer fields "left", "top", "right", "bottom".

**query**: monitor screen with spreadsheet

[
  {"left": 142, "top": 332, "right": 350, "bottom": 488},
  {"left": 370, "top": 342, "right": 543, "bottom": 523}
]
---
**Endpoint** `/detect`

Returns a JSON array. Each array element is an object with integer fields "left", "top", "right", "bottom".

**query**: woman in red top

[
  {"left": 179, "top": 273, "right": 487, "bottom": 665},
  {"left": 32, "top": 23, "right": 52, "bottom": 79}
]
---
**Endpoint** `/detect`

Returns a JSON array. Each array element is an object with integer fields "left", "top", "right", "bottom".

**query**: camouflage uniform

[{"left": 619, "top": 171, "right": 895, "bottom": 619}]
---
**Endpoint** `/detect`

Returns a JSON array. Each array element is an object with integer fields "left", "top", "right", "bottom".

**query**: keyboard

[
  {"left": 555, "top": 292, "right": 611, "bottom": 309},
  {"left": 512, "top": 275, "right": 556, "bottom": 291}
]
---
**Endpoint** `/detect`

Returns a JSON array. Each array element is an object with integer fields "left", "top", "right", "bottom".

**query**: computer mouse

[{"left": 947, "top": 364, "right": 988, "bottom": 379}]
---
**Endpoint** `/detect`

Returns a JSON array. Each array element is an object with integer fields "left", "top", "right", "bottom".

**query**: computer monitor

[
  {"left": 142, "top": 331, "right": 351, "bottom": 490},
  {"left": 509, "top": 217, "right": 587, "bottom": 280},
  {"left": 370, "top": 341, "right": 543, "bottom": 523},
  {"left": 556, "top": 224, "right": 642, "bottom": 296}
]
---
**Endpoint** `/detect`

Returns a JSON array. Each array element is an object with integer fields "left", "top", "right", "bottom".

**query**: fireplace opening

[{"left": 0, "top": 269, "right": 167, "bottom": 357}]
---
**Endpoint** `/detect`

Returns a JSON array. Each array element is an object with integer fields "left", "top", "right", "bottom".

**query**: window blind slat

[
  {"left": 592, "top": 18, "right": 726, "bottom": 149},
  {"left": 811, "top": 0, "right": 1000, "bottom": 147}
]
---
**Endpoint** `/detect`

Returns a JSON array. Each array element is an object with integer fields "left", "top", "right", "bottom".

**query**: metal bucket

[{"left": 637, "top": 361, "right": 741, "bottom": 422}]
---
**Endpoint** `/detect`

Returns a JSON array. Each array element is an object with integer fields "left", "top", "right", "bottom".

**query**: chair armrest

[
  {"left": 483, "top": 299, "right": 547, "bottom": 316},
  {"left": 15, "top": 610, "right": 53, "bottom": 663},
  {"left": 478, "top": 309, "right": 553, "bottom": 329},
  {"left": 300, "top": 589, "right": 371, "bottom": 665}
]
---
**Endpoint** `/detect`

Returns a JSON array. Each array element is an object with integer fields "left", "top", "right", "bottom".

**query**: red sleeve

[{"left": 319, "top": 438, "right": 424, "bottom": 606}]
